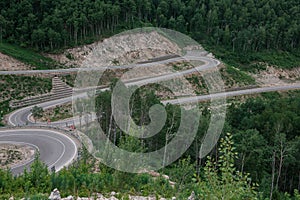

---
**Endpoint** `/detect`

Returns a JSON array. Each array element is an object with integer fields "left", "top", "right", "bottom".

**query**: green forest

[
  {"left": 0, "top": 0, "right": 299, "bottom": 52},
  {"left": 95, "top": 88, "right": 300, "bottom": 199}
]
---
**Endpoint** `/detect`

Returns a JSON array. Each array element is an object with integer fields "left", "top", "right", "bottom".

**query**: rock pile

[
  {"left": 48, "top": 188, "right": 179, "bottom": 200},
  {"left": 49, "top": 188, "right": 61, "bottom": 200}
]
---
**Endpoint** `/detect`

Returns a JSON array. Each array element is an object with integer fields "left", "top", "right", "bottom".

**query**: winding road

[
  {"left": 1, "top": 49, "right": 300, "bottom": 175},
  {"left": 0, "top": 128, "right": 77, "bottom": 175}
]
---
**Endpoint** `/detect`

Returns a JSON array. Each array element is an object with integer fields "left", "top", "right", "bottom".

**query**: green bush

[
  {"left": 195, "top": 133, "right": 258, "bottom": 200},
  {"left": 29, "top": 194, "right": 48, "bottom": 200}
]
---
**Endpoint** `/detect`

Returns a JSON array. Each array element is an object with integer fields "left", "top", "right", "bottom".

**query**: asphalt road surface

[{"left": 0, "top": 128, "right": 77, "bottom": 175}]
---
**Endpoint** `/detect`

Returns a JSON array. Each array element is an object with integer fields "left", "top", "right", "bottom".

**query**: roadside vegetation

[
  {"left": 207, "top": 46, "right": 300, "bottom": 71},
  {"left": 0, "top": 75, "right": 52, "bottom": 126},
  {"left": 0, "top": 133, "right": 258, "bottom": 199},
  {"left": 36, "top": 103, "right": 73, "bottom": 123},
  {"left": 1, "top": 85, "right": 300, "bottom": 199},
  {"left": 221, "top": 65, "right": 256, "bottom": 87}
]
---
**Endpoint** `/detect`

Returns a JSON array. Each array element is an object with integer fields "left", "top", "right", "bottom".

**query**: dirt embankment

[
  {"left": 47, "top": 31, "right": 182, "bottom": 68},
  {"left": 0, "top": 52, "right": 32, "bottom": 71},
  {"left": 0, "top": 143, "right": 35, "bottom": 169},
  {"left": 251, "top": 66, "right": 300, "bottom": 86}
]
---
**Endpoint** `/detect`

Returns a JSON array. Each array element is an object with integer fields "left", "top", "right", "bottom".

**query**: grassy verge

[
  {"left": 205, "top": 45, "right": 300, "bottom": 71},
  {"left": 61, "top": 74, "right": 76, "bottom": 87},
  {"left": 0, "top": 42, "right": 62, "bottom": 70},
  {"left": 221, "top": 65, "right": 256, "bottom": 87},
  {"left": 37, "top": 103, "right": 73, "bottom": 122},
  {"left": 186, "top": 75, "right": 208, "bottom": 95}
]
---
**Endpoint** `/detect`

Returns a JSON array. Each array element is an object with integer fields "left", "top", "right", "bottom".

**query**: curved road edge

[{"left": 0, "top": 126, "right": 80, "bottom": 175}]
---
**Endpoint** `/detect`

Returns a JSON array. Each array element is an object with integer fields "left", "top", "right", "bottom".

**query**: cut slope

[
  {"left": 48, "top": 31, "right": 182, "bottom": 68},
  {"left": 0, "top": 52, "right": 31, "bottom": 71}
]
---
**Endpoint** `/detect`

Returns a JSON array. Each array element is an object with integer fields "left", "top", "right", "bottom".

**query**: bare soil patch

[
  {"left": 47, "top": 31, "right": 181, "bottom": 68},
  {"left": 0, "top": 52, "right": 32, "bottom": 71},
  {"left": 0, "top": 143, "right": 35, "bottom": 169},
  {"left": 251, "top": 66, "right": 300, "bottom": 86}
]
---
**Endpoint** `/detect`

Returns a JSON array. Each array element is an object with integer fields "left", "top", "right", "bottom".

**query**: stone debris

[
  {"left": 187, "top": 191, "right": 195, "bottom": 200},
  {"left": 128, "top": 196, "right": 156, "bottom": 200},
  {"left": 139, "top": 170, "right": 176, "bottom": 187},
  {"left": 110, "top": 191, "right": 116, "bottom": 196},
  {"left": 148, "top": 170, "right": 160, "bottom": 177},
  {"left": 47, "top": 31, "right": 182, "bottom": 68},
  {"left": 162, "top": 175, "right": 170, "bottom": 180},
  {"left": 251, "top": 65, "right": 300, "bottom": 86},
  {"left": 0, "top": 144, "right": 36, "bottom": 169},
  {"left": 63, "top": 196, "right": 74, "bottom": 200},
  {"left": 48, "top": 188, "right": 183, "bottom": 200},
  {"left": 49, "top": 188, "right": 61, "bottom": 200}
]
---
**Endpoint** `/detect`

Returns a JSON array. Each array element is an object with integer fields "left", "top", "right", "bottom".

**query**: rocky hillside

[
  {"left": 47, "top": 31, "right": 181, "bottom": 68},
  {"left": 0, "top": 52, "right": 31, "bottom": 71}
]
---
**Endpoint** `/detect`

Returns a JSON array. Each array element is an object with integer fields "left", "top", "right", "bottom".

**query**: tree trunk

[
  {"left": 0, "top": 26, "right": 2, "bottom": 43},
  {"left": 298, "top": 171, "right": 300, "bottom": 191},
  {"left": 289, "top": 175, "right": 293, "bottom": 194},
  {"left": 79, "top": 112, "right": 82, "bottom": 130},
  {"left": 163, "top": 113, "right": 175, "bottom": 167},
  {"left": 270, "top": 152, "right": 276, "bottom": 200},
  {"left": 241, "top": 153, "right": 245, "bottom": 174},
  {"left": 162, "top": 131, "right": 168, "bottom": 167},
  {"left": 195, "top": 139, "right": 200, "bottom": 177},
  {"left": 276, "top": 142, "right": 285, "bottom": 190}
]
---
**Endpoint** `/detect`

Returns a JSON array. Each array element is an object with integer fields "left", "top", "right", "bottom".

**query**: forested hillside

[
  {"left": 1, "top": 91, "right": 300, "bottom": 199},
  {"left": 1, "top": 0, "right": 300, "bottom": 199},
  {"left": 94, "top": 88, "right": 300, "bottom": 199},
  {"left": 0, "top": 0, "right": 299, "bottom": 52}
]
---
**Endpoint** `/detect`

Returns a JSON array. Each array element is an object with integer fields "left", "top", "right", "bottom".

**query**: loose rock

[
  {"left": 188, "top": 191, "right": 195, "bottom": 200},
  {"left": 49, "top": 188, "right": 61, "bottom": 200}
]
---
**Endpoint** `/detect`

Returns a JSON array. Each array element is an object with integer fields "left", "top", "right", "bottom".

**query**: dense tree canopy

[
  {"left": 94, "top": 88, "right": 300, "bottom": 198},
  {"left": 0, "top": 0, "right": 299, "bottom": 51}
]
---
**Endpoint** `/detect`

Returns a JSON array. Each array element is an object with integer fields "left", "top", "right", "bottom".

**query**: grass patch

[
  {"left": 38, "top": 103, "right": 73, "bottom": 122},
  {"left": 0, "top": 42, "right": 62, "bottom": 70},
  {"left": 249, "top": 50, "right": 300, "bottom": 70},
  {"left": 221, "top": 65, "right": 256, "bottom": 87},
  {"left": 205, "top": 45, "right": 300, "bottom": 71},
  {"left": 186, "top": 75, "right": 208, "bottom": 95},
  {"left": 61, "top": 74, "right": 76, "bottom": 87}
]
